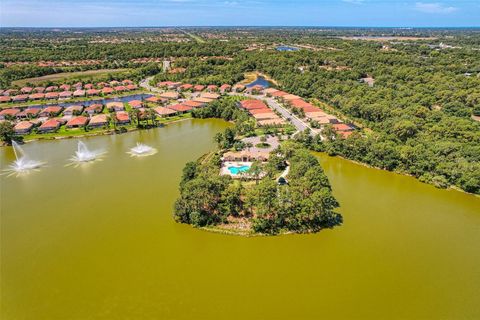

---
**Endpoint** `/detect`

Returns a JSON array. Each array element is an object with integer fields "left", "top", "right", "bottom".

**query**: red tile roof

[
  {"left": 12, "top": 94, "right": 29, "bottom": 101},
  {"left": 0, "top": 108, "right": 20, "bottom": 116},
  {"left": 128, "top": 100, "right": 143, "bottom": 108},
  {"left": 332, "top": 123, "right": 353, "bottom": 132},
  {"left": 40, "top": 106, "right": 62, "bottom": 115},
  {"left": 154, "top": 107, "right": 178, "bottom": 116},
  {"left": 0, "top": 96, "right": 11, "bottom": 103},
  {"left": 115, "top": 111, "right": 130, "bottom": 122},
  {"left": 249, "top": 108, "right": 274, "bottom": 114},
  {"left": 167, "top": 104, "right": 192, "bottom": 112},
  {"left": 102, "top": 87, "right": 114, "bottom": 94},
  {"left": 193, "top": 85, "right": 205, "bottom": 91},
  {"left": 67, "top": 116, "right": 89, "bottom": 127},
  {"left": 39, "top": 119, "right": 60, "bottom": 130},
  {"left": 29, "top": 93, "right": 45, "bottom": 100},
  {"left": 14, "top": 121, "right": 33, "bottom": 131},
  {"left": 45, "top": 92, "right": 59, "bottom": 99},
  {"left": 240, "top": 100, "right": 268, "bottom": 110},
  {"left": 59, "top": 91, "right": 73, "bottom": 98},
  {"left": 182, "top": 100, "right": 204, "bottom": 108}
]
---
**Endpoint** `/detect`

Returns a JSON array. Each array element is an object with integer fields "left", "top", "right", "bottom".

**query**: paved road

[
  {"left": 264, "top": 97, "right": 313, "bottom": 133},
  {"left": 139, "top": 76, "right": 162, "bottom": 93}
]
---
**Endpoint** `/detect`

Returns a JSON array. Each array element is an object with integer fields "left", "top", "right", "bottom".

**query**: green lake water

[{"left": 1, "top": 119, "right": 479, "bottom": 319}]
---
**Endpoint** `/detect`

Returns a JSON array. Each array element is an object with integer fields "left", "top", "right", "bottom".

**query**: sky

[{"left": 1, "top": 0, "right": 479, "bottom": 28}]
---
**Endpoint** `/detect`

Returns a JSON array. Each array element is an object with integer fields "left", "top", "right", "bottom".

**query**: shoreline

[
  {"left": 2, "top": 117, "right": 193, "bottom": 146},
  {"left": 316, "top": 152, "right": 479, "bottom": 197}
]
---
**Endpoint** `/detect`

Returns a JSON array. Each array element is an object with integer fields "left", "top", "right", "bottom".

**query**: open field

[{"left": 12, "top": 69, "right": 131, "bottom": 86}]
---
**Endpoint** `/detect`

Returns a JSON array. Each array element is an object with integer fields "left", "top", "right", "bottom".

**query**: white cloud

[{"left": 415, "top": 2, "right": 458, "bottom": 14}]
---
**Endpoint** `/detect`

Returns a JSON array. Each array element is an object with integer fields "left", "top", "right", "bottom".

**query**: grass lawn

[
  {"left": 12, "top": 69, "right": 132, "bottom": 87},
  {"left": 23, "top": 112, "right": 193, "bottom": 141}
]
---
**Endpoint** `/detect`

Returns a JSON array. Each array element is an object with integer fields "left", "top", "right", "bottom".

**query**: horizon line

[{"left": 2, "top": 25, "right": 480, "bottom": 29}]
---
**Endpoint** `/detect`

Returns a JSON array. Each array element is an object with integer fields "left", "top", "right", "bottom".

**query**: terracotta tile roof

[
  {"left": 114, "top": 86, "right": 127, "bottom": 92},
  {"left": 0, "top": 108, "right": 20, "bottom": 116},
  {"left": 21, "top": 87, "right": 33, "bottom": 93},
  {"left": 86, "top": 89, "right": 100, "bottom": 95},
  {"left": 0, "top": 96, "right": 11, "bottom": 103},
  {"left": 106, "top": 102, "right": 124, "bottom": 111},
  {"left": 45, "top": 92, "right": 59, "bottom": 99},
  {"left": 182, "top": 100, "right": 204, "bottom": 108},
  {"left": 85, "top": 104, "right": 103, "bottom": 113},
  {"left": 89, "top": 114, "right": 108, "bottom": 125},
  {"left": 12, "top": 94, "right": 29, "bottom": 101},
  {"left": 102, "top": 87, "right": 114, "bottom": 94},
  {"left": 252, "top": 112, "right": 278, "bottom": 120},
  {"left": 34, "top": 87, "right": 46, "bottom": 93},
  {"left": 115, "top": 111, "right": 130, "bottom": 122},
  {"left": 167, "top": 104, "right": 192, "bottom": 112},
  {"left": 59, "top": 91, "right": 73, "bottom": 98},
  {"left": 40, "top": 106, "right": 62, "bottom": 115},
  {"left": 160, "top": 92, "right": 179, "bottom": 100},
  {"left": 29, "top": 93, "right": 45, "bottom": 100},
  {"left": 126, "top": 84, "right": 138, "bottom": 90},
  {"left": 332, "top": 123, "right": 353, "bottom": 131},
  {"left": 200, "top": 93, "right": 220, "bottom": 100},
  {"left": 64, "top": 105, "right": 84, "bottom": 114},
  {"left": 271, "top": 90, "right": 289, "bottom": 97},
  {"left": 193, "top": 85, "right": 205, "bottom": 91},
  {"left": 14, "top": 121, "right": 34, "bottom": 131},
  {"left": 154, "top": 107, "right": 178, "bottom": 116},
  {"left": 128, "top": 100, "right": 143, "bottom": 108},
  {"left": 179, "top": 84, "right": 193, "bottom": 90},
  {"left": 240, "top": 99, "right": 268, "bottom": 110},
  {"left": 249, "top": 108, "right": 274, "bottom": 115},
  {"left": 45, "top": 86, "right": 59, "bottom": 92},
  {"left": 66, "top": 116, "right": 89, "bottom": 127},
  {"left": 39, "top": 119, "right": 60, "bottom": 130}
]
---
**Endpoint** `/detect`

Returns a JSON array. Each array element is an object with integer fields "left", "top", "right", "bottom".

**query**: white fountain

[
  {"left": 128, "top": 143, "right": 157, "bottom": 157},
  {"left": 70, "top": 141, "right": 105, "bottom": 163},
  {"left": 7, "top": 141, "right": 44, "bottom": 174}
]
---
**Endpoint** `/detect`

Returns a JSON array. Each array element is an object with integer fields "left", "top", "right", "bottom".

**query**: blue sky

[{"left": 1, "top": 0, "right": 479, "bottom": 27}]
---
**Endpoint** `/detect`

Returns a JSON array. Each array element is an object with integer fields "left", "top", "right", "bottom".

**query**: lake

[{"left": 1, "top": 119, "right": 479, "bottom": 319}]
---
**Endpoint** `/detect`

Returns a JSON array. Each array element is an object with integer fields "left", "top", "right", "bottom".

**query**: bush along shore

[{"left": 173, "top": 140, "right": 342, "bottom": 236}]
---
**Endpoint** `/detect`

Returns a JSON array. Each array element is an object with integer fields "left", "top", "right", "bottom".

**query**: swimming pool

[{"left": 227, "top": 165, "right": 251, "bottom": 175}]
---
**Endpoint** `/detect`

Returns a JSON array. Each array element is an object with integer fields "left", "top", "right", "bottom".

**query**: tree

[
  {"left": 248, "top": 160, "right": 263, "bottom": 185},
  {"left": 0, "top": 121, "right": 16, "bottom": 145}
]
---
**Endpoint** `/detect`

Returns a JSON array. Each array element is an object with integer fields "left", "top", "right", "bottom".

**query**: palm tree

[{"left": 109, "top": 113, "right": 117, "bottom": 131}]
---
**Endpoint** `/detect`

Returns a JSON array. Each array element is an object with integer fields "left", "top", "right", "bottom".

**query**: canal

[{"left": 1, "top": 119, "right": 479, "bottom": 319}]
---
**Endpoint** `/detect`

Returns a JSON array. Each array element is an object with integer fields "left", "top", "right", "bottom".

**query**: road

[
  {"left": 139, "top": 76, "right": 162, "bottom": 93},
  {"left": 232, "top": 92, "right": 315, "bottom": 135},
  {"left": 141, "top": 79, "right": 320, "bottom": 137},
  {"left": 264, "top": 97, "right": 313, "bottom": 133}
]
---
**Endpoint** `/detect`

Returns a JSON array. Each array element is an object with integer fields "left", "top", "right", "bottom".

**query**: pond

[
  {"left": 276, "top": 46, "right": 299, "bottom": 52},
  {"left": 246, "top": 76, "right": 271, "bottom": 88},
  {"left": 1, "top": 119, "right": 479, "bottom": 319}
]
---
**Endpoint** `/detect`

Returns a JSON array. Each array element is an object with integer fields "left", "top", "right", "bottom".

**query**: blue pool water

[{"left": 228, "top": 165, "right": 251, "bottom": 175}]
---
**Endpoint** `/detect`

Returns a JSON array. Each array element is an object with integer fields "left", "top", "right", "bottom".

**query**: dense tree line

[{"left": 174, "top": 141, "right": 342, "bottom": 235}]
